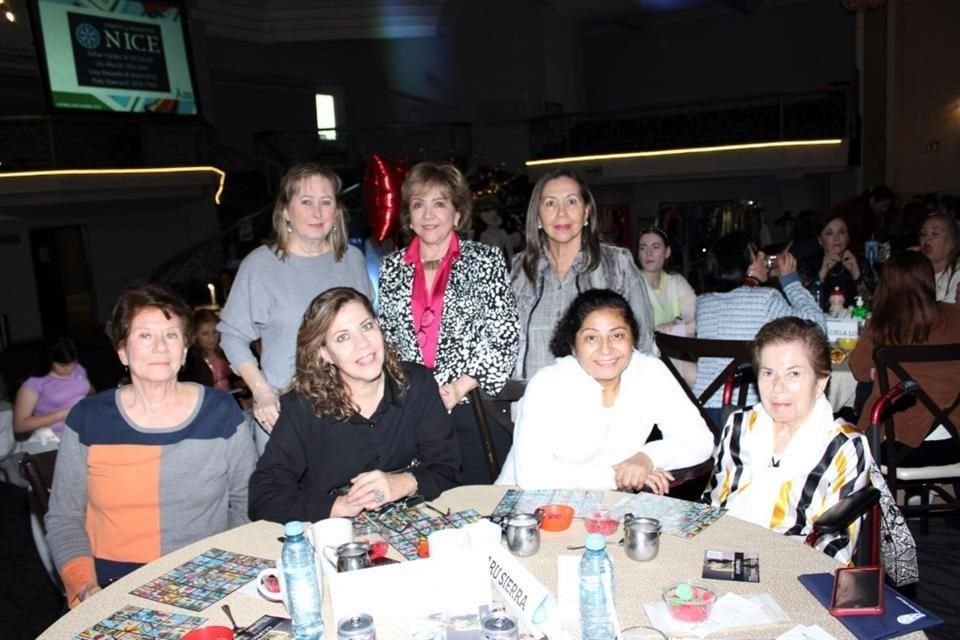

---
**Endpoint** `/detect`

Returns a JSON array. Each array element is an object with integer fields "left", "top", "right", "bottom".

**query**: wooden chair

[
  {"left": 20, "top": 450, "right": 57, "bottom": 519},
  {"left": 19, "top": 450, "right": 62, "bottom": 591},
  {"left": 655, "top": 333, "right": 755, "bottom": 437},
  {"left": 809, "top": 380, "right": 921, "bottom": 573},
  {"left": 873, "top": 343, "right": 960, "bottom": 529},
  {"left": 469, "top": 380, "right": 528, "bottom": 483}
]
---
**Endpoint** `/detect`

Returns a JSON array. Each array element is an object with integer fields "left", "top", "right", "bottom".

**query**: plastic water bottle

[
  {"left": 282, "top": 521, "right": 324, "bottom": 640},
  {"left": 579, "top": 533, "right": 615, "bottom": 640}
]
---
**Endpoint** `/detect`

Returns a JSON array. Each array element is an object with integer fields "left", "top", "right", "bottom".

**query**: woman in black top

[{"left": 249, "top": 287, "right": 461, "bottom": 523}]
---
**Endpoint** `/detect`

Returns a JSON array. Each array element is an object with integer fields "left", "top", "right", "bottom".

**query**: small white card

[{"left": 776, "top": 624, "right": 839, "bottom": 640}]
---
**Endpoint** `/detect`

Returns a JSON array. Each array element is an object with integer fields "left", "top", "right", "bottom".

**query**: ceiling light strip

[
  {"left": 525, "top": 139, "right": 844, "bottom": 167},
  {"left": 0, "top": 166, "right": 227, "bottom": 204}
]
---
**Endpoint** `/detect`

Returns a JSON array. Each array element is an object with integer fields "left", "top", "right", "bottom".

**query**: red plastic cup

[
  {"left": 584, "top": 510, "right": 619, "bottom": 536},
  {"left": 182, "top": 626, "right": 235, "bottom": 640}
]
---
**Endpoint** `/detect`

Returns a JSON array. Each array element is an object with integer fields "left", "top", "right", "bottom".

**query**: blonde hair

[
  {"left": 290, "top": 288, "right": 407, "bottom": 419},
  {"left": 271, "top": 163, "right": 348, "bottom": 261}
]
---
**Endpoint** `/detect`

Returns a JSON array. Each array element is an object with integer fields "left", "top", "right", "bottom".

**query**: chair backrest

[
  {"left": 19, "top": 450, "right": 58, "bottom": 520},
  {"left": 873, "top": 342, "right": 960, "bottom": 495},
  {"left": 655, "top": 333, "right": 754, "bottom": 435},
  {"left": 468, "top": 380, "right": 528, "bottom": 483}
]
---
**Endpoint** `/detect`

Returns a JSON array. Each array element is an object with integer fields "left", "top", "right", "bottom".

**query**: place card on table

[
  {"left": 488, "top": 545, "right": 558, "bottom": 637},
  {"left": 702, "top": 549, "right": 760, "bottom": 582}
]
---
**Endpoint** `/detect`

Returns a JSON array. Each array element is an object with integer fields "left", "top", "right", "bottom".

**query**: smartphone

[{"left": 830, "top": 566, "right": 885, "bottom": 616}]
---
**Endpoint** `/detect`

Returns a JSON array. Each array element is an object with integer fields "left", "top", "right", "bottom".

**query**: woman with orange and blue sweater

[{"left": 45, "top": 285, "right": 256, "bottom": 607}]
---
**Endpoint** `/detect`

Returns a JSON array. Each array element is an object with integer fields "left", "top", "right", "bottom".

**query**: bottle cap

[
  {"left": 284, "top": 521, "right": 305, "bottom": 537},
  {"left": 585, "top": 533, "right": 607, "bottom": 551}
]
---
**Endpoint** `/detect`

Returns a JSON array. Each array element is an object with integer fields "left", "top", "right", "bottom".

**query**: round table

[{"left": 38, "top": 485, "right": 923, "bottom": 639}]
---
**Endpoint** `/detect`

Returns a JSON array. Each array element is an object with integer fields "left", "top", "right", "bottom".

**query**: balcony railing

[
  {"left": 528, "top": 86, "right": 854, "bottom": 161},
  {"left": 0, "top": 115, "right": 216, "bottom": 170}
]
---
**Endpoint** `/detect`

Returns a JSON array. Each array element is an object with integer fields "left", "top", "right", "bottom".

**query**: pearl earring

[
  {"left": 285, "top": 220, "right": 293, "bottom": 233},
  {"left": 584, "top": 219, "right": 589, "bottom": 227}
]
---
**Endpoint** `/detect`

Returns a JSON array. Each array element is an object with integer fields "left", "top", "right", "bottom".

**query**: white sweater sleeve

[
  {"left": 636, "top": 358, "right": 715, "bottom": 470},
  {"left": 503, "top": 375, "right": 616, "bottom": 490}
]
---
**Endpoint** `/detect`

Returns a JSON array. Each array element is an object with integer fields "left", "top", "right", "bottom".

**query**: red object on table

[
  {"left": 182, "top": 625, "right": 235, "bottom": 640},
  {"left": 358, "top": 538, "right": 389, "bottom": 560},
  {"left": 416, "top": 537, "right": 430, "bottom": 558},
  {"left": 584, "top": 511, "right": 619, "bottom": 536}
]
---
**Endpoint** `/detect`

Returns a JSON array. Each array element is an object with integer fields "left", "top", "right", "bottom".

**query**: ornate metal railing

[{"left": 528, "top": 86, "right": 853, "bottom": 160}]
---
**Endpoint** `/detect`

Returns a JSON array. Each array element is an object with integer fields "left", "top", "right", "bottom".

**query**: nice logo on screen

[{"left": 73, "top": 21, "right": 162, "bottom": 53}]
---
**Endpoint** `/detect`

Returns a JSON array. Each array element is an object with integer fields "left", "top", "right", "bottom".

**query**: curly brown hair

[{"left": 290, "top": 287, "right": 407, "bottom": 419}]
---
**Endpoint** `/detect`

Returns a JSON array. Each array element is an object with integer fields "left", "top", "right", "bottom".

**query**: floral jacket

[{"left": 379, "top": 238, "right": 520, "bottom": 398}]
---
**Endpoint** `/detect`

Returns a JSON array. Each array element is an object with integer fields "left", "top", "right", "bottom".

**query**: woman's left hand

[
  {"left": 438, "top": 375, "right": 479, "bottom": 413},
  {"left": 613, "top": 452, "right": 673, "bottom": 494},
  {"left": 841, "top": 250, "right": 861, "bottom": 280},
  {"left": 346, "top": 470, "right": 417, "bottom": 511}
]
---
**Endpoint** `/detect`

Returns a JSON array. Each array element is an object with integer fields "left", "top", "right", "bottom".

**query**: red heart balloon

[{"left": 363, "top": 154, "right": 409, "bottom": 244}]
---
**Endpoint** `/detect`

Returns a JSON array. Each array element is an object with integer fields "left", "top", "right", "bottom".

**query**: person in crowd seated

[
  {"left": 888, "top": 201, "right": 929, "bottom": 253},
  {"left": 705, "top": 317, "right": 872, "bottom": 564},
  {"left": 180, "top": 309, "right": 237, "bottom": 394},
  {"left": 849, "top": 252, "right": 960, "bottom": 465},
  {"left": 693, "top": 232, "right": 824, "bottom": 426},
  {"left": 249, "top": 288, "right": 461, "bottom": 522},
  {"left": 46, "top": 285, "right": 256, "bottom": 607},
  {"left": 218, "top": 163, "right": 372, "bottom": 450},
  {"left": 378, "top": 161, "right": 518, "bottom": 485},
  {"left": 918, "top": 212, "right": 959, "bottom": 303},
  {"left": 811, "top": 214, "right": 866, "bottom": 310},
  {"left": 13, "top": 337, "right": 93, "bottom": 454},
  {"left": 827, "top": 184, "right": 896, "bottom": 257},
  {"left": 638, "top": 226, "right": 697, "bottom": 386},
  {"left": 496, "top": 289, "right": 712, "bottom": 492},
  {"left": 511, "top": 169, "right": 654, "bottom": 381}
]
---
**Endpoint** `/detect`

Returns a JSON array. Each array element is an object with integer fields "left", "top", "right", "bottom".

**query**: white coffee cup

[
  {"left": 427, "top": 528, "right": 470, "bottom": 560},
  {"left": 307, "top": 518, "right": 353, "bottom": 571},
  {"left": 256, "top": 565, "right": 286, "bottom": 603},
  {"left": 465, "top": 519, "right": 502, "bottom": 552}
]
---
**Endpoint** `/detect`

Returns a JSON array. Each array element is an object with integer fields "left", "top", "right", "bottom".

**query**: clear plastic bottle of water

[
  {"left": 579, "top": 533, "right": 615, "bottom": 640},
  {"left": 282, "top": 521, "right": 324, "bottom": 640}
]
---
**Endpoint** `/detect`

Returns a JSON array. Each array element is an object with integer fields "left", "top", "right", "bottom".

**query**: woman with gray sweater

[
  {"left": 511, "top": 169, "right": 654, "bottom": 380},
  {"left": 218, "top": 164, "right": 372, "bottom": 448}
]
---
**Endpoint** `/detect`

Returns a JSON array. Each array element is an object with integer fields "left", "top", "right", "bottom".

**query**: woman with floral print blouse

[{"left": 378, "top": 161, "right": 520, "bottom": 484}]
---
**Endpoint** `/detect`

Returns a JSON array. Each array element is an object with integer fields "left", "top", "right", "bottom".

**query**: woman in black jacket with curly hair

[{"left": 249, "top": 287, "right": 460, "bottom": 523}]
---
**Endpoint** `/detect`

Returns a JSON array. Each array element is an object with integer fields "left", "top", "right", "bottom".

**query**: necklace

[{"left": 421, "top": 259, "right": 442, "bottom": 271}]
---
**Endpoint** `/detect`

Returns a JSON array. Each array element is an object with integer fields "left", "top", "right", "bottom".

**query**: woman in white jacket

[{"left": 497, "top": 289, "right": 713, "bottom": 492}]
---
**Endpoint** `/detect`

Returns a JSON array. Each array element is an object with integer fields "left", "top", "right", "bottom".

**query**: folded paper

[{"left": 487, "top": 545, "right": 559, "bottom": 636}]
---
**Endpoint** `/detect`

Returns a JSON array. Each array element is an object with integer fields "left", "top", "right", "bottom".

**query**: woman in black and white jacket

[{"left": 379, "top": 161, "right": 520, "bottom": 484}]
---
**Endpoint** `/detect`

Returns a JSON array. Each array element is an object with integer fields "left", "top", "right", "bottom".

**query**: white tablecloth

[{"left": 38, "top": 485, "right": 924, "bottom": 639}]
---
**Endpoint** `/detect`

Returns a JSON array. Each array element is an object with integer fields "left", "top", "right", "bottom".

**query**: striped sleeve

[{"left": 45, "top": 425, "right": 96, "bottom": 606}]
